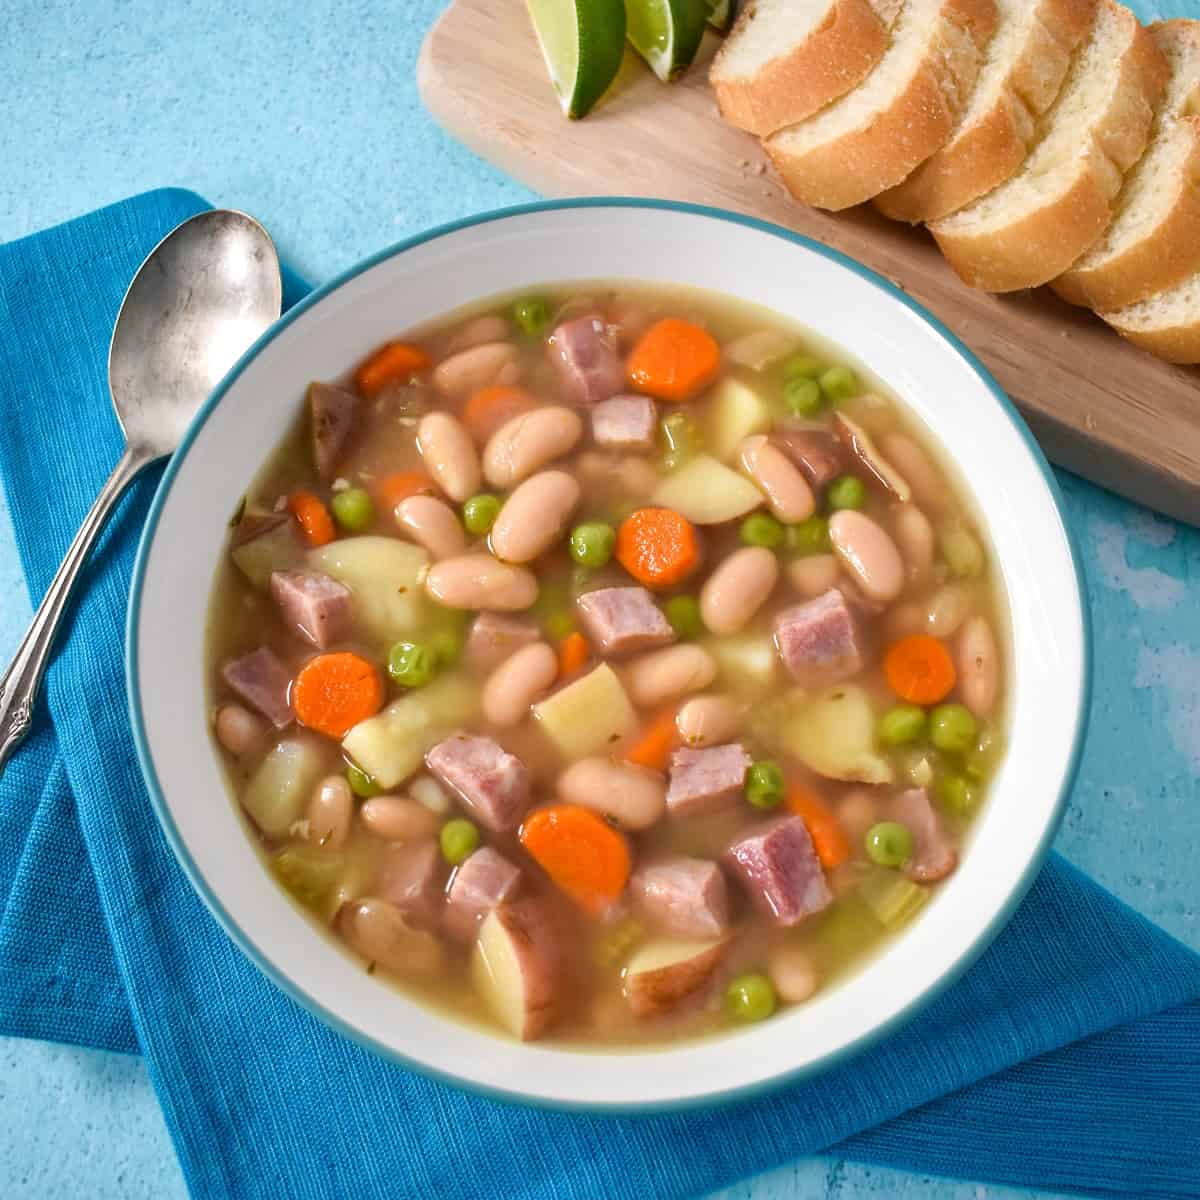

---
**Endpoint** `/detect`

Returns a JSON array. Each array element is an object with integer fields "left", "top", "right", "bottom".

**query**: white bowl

[{"left": 128, "top": 200, "right": 1089, "bottom": 1111}]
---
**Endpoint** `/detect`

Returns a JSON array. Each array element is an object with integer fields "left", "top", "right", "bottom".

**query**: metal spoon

[{"left": 0, "top": 209, "right": 282, "bottom": 772}]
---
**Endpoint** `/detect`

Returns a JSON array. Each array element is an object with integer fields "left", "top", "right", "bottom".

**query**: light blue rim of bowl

[{"left": 126, "top": 196, "right": 1093, "bottom": 1116}]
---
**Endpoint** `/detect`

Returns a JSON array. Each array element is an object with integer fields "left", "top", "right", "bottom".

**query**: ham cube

[
  {"left": 591, "top": 395, "right": 658, "bottom": 451},
  {"left": 548, "top": 315, "right": 624, "bottom": 406},
  {"left": 724, "top": 816, "right": 832, "bottom": 926},
  {"left": 666, "top": 744, "right": 752, "bottom": 816},
  {"left": 269, "top": 570, "right": 352, "bottom": 649},
  {"left": 309, "top": 381, "right": 360, "bottom": 480},
  {"left": 774, "top": 430, "right": 844, "bottom": 490},
  {"left": 630, "top": 857, "right": 730, "bottom": 939},
  {"left": 576, "top": 587, "right": 675, "bottom": 657},
  {"left": 891, "top": 787, "right": 958, "bottom": 883},
  {"left": 425, "top": 734, "right": 530, "bottom": 832},
  {"left": 444, "top": 847, "right": 523, "bottom": 941},
  {"left": 774, "top": 589, "right": 865, "bottom": 687},
  {"left": 221, "top": 646, "right": 293, "bottom": 728},
  {"left": 465, "top": 612, "right": 540, "bottom": 671},
  {"left": 378, "top": 841, "right": 447, "bottom": 930}
]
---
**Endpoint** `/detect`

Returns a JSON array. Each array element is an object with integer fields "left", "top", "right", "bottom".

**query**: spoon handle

[{"left": 0, "top": 448, "right": 150, "bottom": 774}]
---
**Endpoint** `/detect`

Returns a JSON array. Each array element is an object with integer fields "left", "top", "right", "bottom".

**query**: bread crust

[
  {"left": 1106, "top": 310, "right": 1200, "bottom": 363},
  {"left": 875, "top": 0, "right": 1098, "bottom": 222},
  {"left": 764, "top": 0, "right": 999, "bottom": 212},
  {"left": 931, "top": 7, "right": 1169, "bottom": 292},
  {"left": 711, "top": 0, "right": 889, "bottom": 137}
]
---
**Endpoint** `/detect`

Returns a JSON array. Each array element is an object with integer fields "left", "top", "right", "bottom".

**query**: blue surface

[{"left": 0, "top": 2, "right": 1196, "bottom": 1198}]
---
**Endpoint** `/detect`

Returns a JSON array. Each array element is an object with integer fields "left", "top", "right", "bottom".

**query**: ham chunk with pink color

[
  {"left": 591, "top": 395, "right": 657, "bottom": 451},
  {"left": 464, "top": 613, "right": 539, "bottom": 671},
  {"left": 548, "top": 315, "right": 624, "bottom": 406},
  {"left": 774, "top": 589, "right": 865, "bottom": 687},
  {"left": 576, "top": 587, "right": 675, "bottom": 657},
  {"left": 890, "top": 787, "right": 958, "bottom": 883},
  {"left": 665, "top": 744, "right": 752, "bottom": 816},
  {"left": 444, "top": 847, "right": 523, "bottom": 941},
  {"left": 221, "top": 646, "right": 293, "bottom": 728},
  {"left": 425, "top": 734, "right": 530, "bottom": 833},
  {"left": 630, "top": 856, "right": 730, "bottom": 939},
  {"left": 724, "top": 816, "right": 832, "bottom": 926},
  {"left": 269, "top": 570, "right": 352, "bottom": 649},
  {"left": 378, "top": 841, "right": 447, "bottom": 929},
  {"left": 774, "top": 430, "right": 844, "bottom": 490},
  {"left": 309, "top": 381, "right": 360, "bottom": 480}
]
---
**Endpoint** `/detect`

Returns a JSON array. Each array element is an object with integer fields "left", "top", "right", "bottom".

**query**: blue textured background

[{"left": 0, "top": 2, "right": 1195, "bottom": 1197}]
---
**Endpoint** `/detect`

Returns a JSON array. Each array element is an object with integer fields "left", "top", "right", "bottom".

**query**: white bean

[
  {"left": 557, "top": 758, "right": 666, "bottom": 831},
  {"left": 624, "top": 644, "right": 717, "bottom": 708},
  {"left": 489, "top": 470, "right": 580, "bottom": 564},
  {"left": 483, "top": 406, "right": 583, "bottom": 489},
  {"left": 416, "top": 412, "right": 481, "bottom": 503},
  {"left": 360, "top": 795, "right": 442, "bottom": 841},
  {"left": 408, "top": 775, "right": 452, "bottom": 814},
  {"left": 891, "top": 503, "right": 934, "bottom": 581},
  {"left": 482, "top": 642, "right": 558, "bottom": 727},
  {"left": 214, "top": 703, "right": 267, "bottom": 758},
  {"left": 337, "top": 898, "right": 445, "bottom": 974},
  {"left": 395, "top": 494, "right": 467, "bottom": 560},
  {"left": 767, "top": 943, "right": 819, "bottom": 1004},
  {"left": 884, "top": 601, "right": 925, "bottom": 640},
  {"left": 700, "top": 546, "right": 780, "bottom": 635},
  {"left": 676, "top": 695, "right": 743, "bottom": 747},
  {"left": 787, "top": 553, "right": 840, "bottom": 599},
  {"left": 446, "top": 314, "right": 510, "bottom": 354},
  {"left": 308, "top": 775, "right": 353, "bottom": 849},
  {"left": 432, "top": 341, "right": 520, "bottom": 397},
  {"left": 956, "top": 615, "right": 999, "bottom": 717},
  {"left": 828, "top": 510, "right": 904, "bottom": 604},
  {"left": 424, "top": 554, "right": 538, "bottom": 610},
  {"left": 879, "top": 433, "right": 947, "bottom": 511},
  {"left": 924, "top": 582, "right": 972, "bottom": 638},
  {"left": 738, "top": 435, "right": 815, "bottom": 523}
]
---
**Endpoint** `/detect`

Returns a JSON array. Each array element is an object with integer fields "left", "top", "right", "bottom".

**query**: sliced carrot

[
  {"left": 287, "top": 490, "right": 336, "bottom": 547},
  {"left": 354, "top": 342, "right": 432, "bottom": 398},
  {"left": 292, "top": 652, "right": 384, "bottom": 739},
  {"left": 462, "top": 385, "right": 535, "bottom": 443},
  {"left": 883, "top": 634, "right": 957, "bottom": 705},
  {"left": 625, "top": 317, "right": 721, "bottom": 402},
  {"left": 375, "top": 470, "right": 434, "bottom": 515},
  {"left": 624, "top": 707, "right": 679, "bottom": 772},
  {"left": 519, "top": 804, "right": 631, "bottom": 916},
  {"left": 787, "top": 783, "right": 850, "bottom": 870},
  {"left": 615, "top": 507, "right": 701, "bottom": 590},
  {"left": 557, "top": 631, "right": 589, "bottom": 677}
]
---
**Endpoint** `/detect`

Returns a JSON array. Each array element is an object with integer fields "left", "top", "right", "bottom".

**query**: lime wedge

[
  {"left": 526, "top": 0, "right": 627, "bottom": 119},
  {"left": 624, "top": 0, "right": 709, "bottom": 81},
  {"left": 706, "top": 0, "right": 738, "bottom": 32}
]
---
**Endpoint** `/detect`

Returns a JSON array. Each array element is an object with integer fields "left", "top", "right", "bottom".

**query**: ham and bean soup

[{"left": 208, "top": 285, "right": 1007, "bottom": 1045}]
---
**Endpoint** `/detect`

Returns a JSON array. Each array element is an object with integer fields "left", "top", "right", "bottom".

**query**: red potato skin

[
  {"left": 624, "top": 941, "right": 728, "bottom": 1019},
  {"left": 494, "top": 898, "right": 574, "bottom": 1041}
]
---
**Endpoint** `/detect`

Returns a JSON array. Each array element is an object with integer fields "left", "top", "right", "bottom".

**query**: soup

[{"left": 206, "top": 283, "right": 1007, "bottom": 1046}]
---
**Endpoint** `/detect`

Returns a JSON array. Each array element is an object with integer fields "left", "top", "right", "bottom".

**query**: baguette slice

[
  {"left": 930, "top": 1, "right": 1169, "bottom": 293},
  {"left": 711, "top": 0, "right": 902, "bottom": 137},
  {"left": 1053, "top": 20, "right": 1200, "bottom": 310},
  {"left": 763, "top": 0, "right": 999, "bottom": 212},
  {"left": 1102, "top": 272, "right": 1200, "bottom": 363},
  {"left": 875, "top": 0, "right": 1097, "bottom": 223}
]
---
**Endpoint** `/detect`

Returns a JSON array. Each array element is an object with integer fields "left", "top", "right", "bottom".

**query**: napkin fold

[{"left": 0, "top": 190, "right": 1197, "bottom": 1200}]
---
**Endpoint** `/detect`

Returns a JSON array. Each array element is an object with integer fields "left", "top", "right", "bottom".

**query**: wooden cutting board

[{"left": 419, "top": 1, "right": 1200, "bottom": 525}]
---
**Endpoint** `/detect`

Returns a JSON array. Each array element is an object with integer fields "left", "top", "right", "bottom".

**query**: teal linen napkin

[{"left": 1, "top": 189, "right": 1197, "bottom": 1200}]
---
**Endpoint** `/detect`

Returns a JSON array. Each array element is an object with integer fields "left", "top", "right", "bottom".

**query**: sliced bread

[
  {"left": 1101, "top": 271, "right": 1200, "bottom": 363},
  {"left": 930, "top": 1, "right": 1169, "bottom": 293},
  {"left": 1053, "top": 20, "right": 1200, "bottom": 310},
  {"left": 762, "top": 0, "right": 999, "bottom": 212},
  {"left": 875, "top": 0, "right": 1097, "bottom": 223},
  {"left": 711, "top": 0, "right": 902, "bottom": 137}
]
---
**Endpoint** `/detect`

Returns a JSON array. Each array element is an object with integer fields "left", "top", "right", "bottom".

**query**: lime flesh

[
  {"left": 526, "top": 0, "right": 627, "bottom": 119},
  {"left": 625, "top": 0, "right": 708, "bottom": 81}
]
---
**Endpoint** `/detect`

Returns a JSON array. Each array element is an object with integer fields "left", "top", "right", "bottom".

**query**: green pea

[
  {"left": 387, "top": 640, "right": 435, "bottom": 689},
  {"left": 346, "top": 763, "right": 382, "bottom": 798},
  {"left": 462, "top": 493, "right": 501, "bottom": 536},
  {"left": 544, "top": 610, "right": 577, "bottom": 641},
  {"left": 512, "top": 297, "right": 549, "bottom": 337},
  {"left": 439, "top": 818, "right": 480, "bottom": 866},
  {"left": 569, "top": 521, "right": 616, "bottom": 568},
  {"left": 660, "top": 411, "right": 698, "bottom": 470},
  {"left": 745, "top": 761, "right": 785, "bottom": 809},
  {"left": 664, "top": 594, "right": 703, "bottom": 639},
  {"left": 783, "top": 376, "right": 822, "bottom": 418},
  {"left": 937, "top": 771, "right": 979, "bottom": 815},
  {"left": 819, "top": 365, "right": 859, "bottom": 403},
  {"left": 878, "top": 704, "right": 928, "bottom": 747},
  {"left": 940, "top": 526, "right": 985, "bottom": 579},
  {"left": 330, "top": 487, "right": 374, "bottom": 533},
  {"left": 429, "top": 627, "right": 462, "bottom": 668},
  {"left": 827, "top": 475, "right": 867, "bottom": 511},
  {"left": 740, "top": 512, "right": 785, "bottom": 549},
  {"left": 865, "top": 821, "right": 914, "bottom": 868},
  {"left": 725, "top": 972, "right": 778, "bottom": 1023},
  {"left": 785, "top": 515, "right": 831, "bottom": 556},
  {"left": 965, "top": 726, "right": 1004, "bottom": 781},
  {"left": 781, "top": 353, "right": 824, "bottom": 378},
  {"left": 929, "top": 703, "right": 978, "bottom": 754}
]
